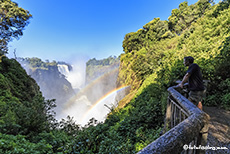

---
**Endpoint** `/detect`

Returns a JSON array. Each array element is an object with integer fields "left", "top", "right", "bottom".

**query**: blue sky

[{"left": 8, "top": 0, "right": 218, "bottom": 62}]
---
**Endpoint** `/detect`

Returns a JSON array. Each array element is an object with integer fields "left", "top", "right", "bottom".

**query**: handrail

[{"left": 137, "top": 86, "right": 210, "bottom": 154}]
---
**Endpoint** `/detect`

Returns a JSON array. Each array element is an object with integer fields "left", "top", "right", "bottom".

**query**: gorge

[{"left": 17, "top": 56, "right": 128, "bottom": 126}]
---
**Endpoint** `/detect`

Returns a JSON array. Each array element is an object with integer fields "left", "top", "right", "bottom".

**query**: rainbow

[
  {"left": 81, "top": 85, "right": 130, "bottom": 123},
  {"left": 64, "top": 67, "right": 119, "bottom": 109}
]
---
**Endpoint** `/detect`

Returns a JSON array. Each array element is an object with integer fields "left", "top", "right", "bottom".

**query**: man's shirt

[{"left": 187, "top": 63, "right": 205, "bottom": 91}]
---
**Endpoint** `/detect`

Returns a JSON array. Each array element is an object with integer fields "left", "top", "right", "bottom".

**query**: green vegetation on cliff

[
  {"left": 86, "top": 56, "right": 120, "bottom": 83},
  {"left": 0, "top": 57, "right": 56, "bottom": 152},
  {"left": 84, "top": 56, "right": 120, "bottom": 103},
  {"left": 0, "top": 0, "right": 230, "bottom": 153}
]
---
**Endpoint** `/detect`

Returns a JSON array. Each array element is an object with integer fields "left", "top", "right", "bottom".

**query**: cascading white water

[
  {"left": 57, "top": 63, "right": 85, "bottom": 90},
  {"left": 57, "top": 64, "right": 70, "bottom": 77}
]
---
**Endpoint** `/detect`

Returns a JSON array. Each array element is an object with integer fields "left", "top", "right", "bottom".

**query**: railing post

[
  {"left": 196, "top": 113, "right": 209, "bottom": 154},
  {"left": 163, "top": 96, "right": 172, "bottom": 133}
]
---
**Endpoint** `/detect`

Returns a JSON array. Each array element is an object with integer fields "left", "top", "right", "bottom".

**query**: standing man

[{"left": 178, "top": 56, "right": 205, "bottom": 110}]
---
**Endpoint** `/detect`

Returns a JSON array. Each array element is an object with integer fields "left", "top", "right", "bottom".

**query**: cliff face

[
  {"left": 84, "top": 56, "right": 120, "bottom": 104},
  {"left": 17, "top": 58, "right": 75, "bottom": 117},
  {"left": 30, "top": 65, "right": 75, "bottom": 107}
]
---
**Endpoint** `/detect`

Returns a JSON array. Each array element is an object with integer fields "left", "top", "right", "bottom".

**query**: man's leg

[
  {"left": 188, "top": 91, "right": 202, "bottom": 110},
  {"left": 197, "top": 90, "right": 205, "bottom": 110}
]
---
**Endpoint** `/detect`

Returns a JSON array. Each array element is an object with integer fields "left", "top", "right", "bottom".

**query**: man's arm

[{"left": 178, "top": 72, "right": 191, "bottom": 88}]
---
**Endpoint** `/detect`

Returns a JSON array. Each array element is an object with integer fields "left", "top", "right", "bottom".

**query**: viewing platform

[{"left": 137, "top": 81, "right": 230, "bottom": 154}]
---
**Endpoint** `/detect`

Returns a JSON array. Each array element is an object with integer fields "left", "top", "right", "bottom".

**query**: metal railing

[{"left": 137, "top": 85, "right": 210, "bottom": 154}]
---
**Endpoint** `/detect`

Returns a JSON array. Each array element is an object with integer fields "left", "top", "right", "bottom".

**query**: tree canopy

[{"left": 0, "top": 0, "right": 32, "bottom": 55}]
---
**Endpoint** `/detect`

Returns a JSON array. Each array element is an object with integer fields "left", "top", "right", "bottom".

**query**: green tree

[
  {"left": 0, "top": 57, "right": 56, "bottom": 136},
  {"left": 122, "top": 31, "right": 144, "bottom": 53},
  {"left": 0, "top": 0, "right": 32, "bottom": 55},
  {"left": 168, "top": 0, "right": 213, "bottom": 35}
]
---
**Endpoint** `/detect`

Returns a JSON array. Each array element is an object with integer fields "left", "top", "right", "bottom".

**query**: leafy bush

[{"left": 0, "top": 133, "right": 53, "bottom": 154}]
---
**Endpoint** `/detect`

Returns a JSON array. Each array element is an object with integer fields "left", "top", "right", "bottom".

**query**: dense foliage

[
  {"left": 0, "top": 0, "right": 230, "bottom": 153},
  {"left": 0, "top": 57, "right": 55, "bottom": 136}
]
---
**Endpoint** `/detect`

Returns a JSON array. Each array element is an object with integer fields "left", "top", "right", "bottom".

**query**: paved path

[{"left": 203, "top": 106, "right": 230, "bottom": 154}]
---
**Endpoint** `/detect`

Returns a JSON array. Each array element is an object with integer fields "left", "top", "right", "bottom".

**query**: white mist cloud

[
  {"left": 59, "top": 95, "right": 92, "bottom": 125},
  {"left": 63, "top": 55, "right": 89, "bottom": 90},
  {"left": 80, "top": 93, "right": 117, "bottom": 125},
  {"left": 67, "top": 63, "right": 86, "bottom": 90},
  {"left": 60, "top": 90, "right": 119, "bottom": 126}
]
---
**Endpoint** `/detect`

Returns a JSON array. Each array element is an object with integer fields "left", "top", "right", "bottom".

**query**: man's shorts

[{"left": 188, "top": 90, "right": 205, "bottom": 106}]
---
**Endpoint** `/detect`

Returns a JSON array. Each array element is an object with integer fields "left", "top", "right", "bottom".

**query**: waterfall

[
  {"left": 57, "top": 63, "right": 84, "bottom": 90},
  {"left": 57, "top": 64, "right": 70, "bottom": 77}
]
